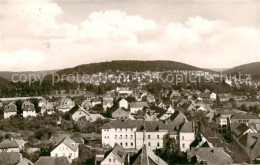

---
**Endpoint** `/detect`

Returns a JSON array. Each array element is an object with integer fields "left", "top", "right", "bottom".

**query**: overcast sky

[{"left": 0, "top": 0, "right": 259, "bottom": 71}]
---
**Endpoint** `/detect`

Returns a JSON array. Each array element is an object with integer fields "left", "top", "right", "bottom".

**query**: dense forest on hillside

[
  {"left": 57, "top": 60, "right": 209, "bottom": 75},
  {"left": 224, "top": 62, "right": 260, "bottom": 77}
]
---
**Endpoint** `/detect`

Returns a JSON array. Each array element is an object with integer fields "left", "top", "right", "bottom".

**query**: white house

[
  {"left": 71, "top": 105, "right": 105, "bottom": 122},
  {"left": 50, "top": 136, "right": 79, "bottom": 163},
  {"left": 57, "top": 98, "right": 75, "bottom": 113},
  {"left": 100, "top": 143, "right": 128, "bottom": 165},
  {"left": 179, "top": 122, "right": 195, "bottom": 152},
  {"left": 129, "top": 102, "right": 148, "bottom": 114},
  {"left": 4, "top": 102, "right": 17, "bottom": 119},
  {"left": 101, "top": 120, "right": 170, "bottom": 150},
  {"left": 22, "top": 102, "right": 37, "bottom": 118},
  {"left": 103, "top": 100, "right": 113, "bottom": 110},
  {"left": 119, "top": 99, "right": 128, "bottom": 109},
  {"left": 210, "top": 92, "right": 217, "bottom": 101}
]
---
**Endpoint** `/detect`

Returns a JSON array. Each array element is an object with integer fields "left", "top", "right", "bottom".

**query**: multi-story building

[
  {"left": 50, "top": 136, "right": 78, "bottom": 163},
  {"left": 101, "top": 120, "right": 172, "bottom": 150},
  {"left": 179, "top": 122, "right": 195, "bottom": 152}
]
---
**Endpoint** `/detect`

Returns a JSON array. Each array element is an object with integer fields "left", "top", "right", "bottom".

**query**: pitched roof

[
  {"left": 130, "top": 102, "right": 148, "bottom": 108},
  {"left": 104, "top": 143, "right": 127, "bottom": 164},
  {"left": 102, "top": 120, "right": 169, "bottom": 132},
  {"left": 180, "top": 122, "right": 194, "bottom": 133},
  {"left": 103, "top": 100, "right": 113, "bottom": 105},
  {"left": 188, "top": 148, "right": 232, "bottom": 164},
  {"left": 112, "top": 108, "right": 129, "bottom": 118},
  {"left": 92, "top": 98, "right": 101, "bottom": 102},
  {"left": 0, "top": 139, "right": 19, "bottom": 149},
  {"left": 4, "top": 102, "right": 17, "bottom": 113},
  {"left": 131, "top": 145, "right": 168, "bottom": 165},
  {"left": 0, "top": 152, "right": 20, "bottom": 165},
  {"left": 233, "top": 123, "right": 249, "bottom": 137},
  {"left": 23, "top": 104, "right": 36, "bottom": 112},
  {"left": 232, "top": 113, "right": 259, "bottom": 120},
  {"left": 54, "top": 136, "right": 78, "bottom": 152},
  {"left": 35, "top": 156, "right": 70, "bottom": 165},
  {"left": 199, "top": 92, "right": 210, "bottom": 99}
]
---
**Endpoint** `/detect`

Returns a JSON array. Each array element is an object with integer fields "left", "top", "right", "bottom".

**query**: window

[
  {"left": 182, "top": 143, "right": 185, "bottom": 148},
  {"left": 115, "top": 135, "right": 117, "bottom": 139},
  {"left": 55, "top": 154, "right": 58, "bottom": 157},
  {"left": 120, "top": 135, "right": 122, "bottom": 139},
  {"left": 125, "top": 135, "right": 127, "bottom": 139},
  {"left": 113, "top": 159, "right": 115, "bottom": 162},
  {"left": 109, "top": 158, "right": 111, "bottom": 162},
  {"left": 182, "top": 136, "right": 184, "bottom": 140},
  {"left": 131, "top": 135, "right": 133, "bottom": 139},
  {"left": 157, "top": 142, "right": 160, "bottom": 147},
  {"left": 131, "top": 143, "right": 133, "bottom": 146},
  {"left": 157, "top": 135, "right": 159, "bottom": 139},
  {"left": 120, "top": 142, "right": 123, "bottom": 146},
  {"left": 125, "top": 143, "right": 128, "bottom": 146},
  {"left": 148, "top": 142, "right": 151, "bottom": 146},
  {"left": 148, "top": 135, "right": 151, "bottom": 139}
]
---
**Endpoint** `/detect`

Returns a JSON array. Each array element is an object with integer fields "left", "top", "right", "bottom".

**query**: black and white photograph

[{"left": 0, "top": 0, "right": 260, "bottom": 164}]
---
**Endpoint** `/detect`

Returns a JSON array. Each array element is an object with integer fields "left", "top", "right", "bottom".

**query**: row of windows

[
  {"left": 147, "top": 142, "right": 161, "bottom": 147},
  {"left": 147, "top": 135, "right": 160, "bottom": 139},
  {"left": 103, "top": 128, "right": 134, "bottom": 132},
  {"left": 115, "top": 135, "right": 133, "bottom": 139},
  {"left": 119, "top": 142, "right": 134, "bottom": 147}
]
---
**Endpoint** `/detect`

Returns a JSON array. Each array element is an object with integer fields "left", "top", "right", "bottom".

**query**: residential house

[
  {"left": 131, "top": 144, "right": 168, "bottom": 165},
  {"left": 4, "top": 102, "right": 17, "bottom": 119},
  {"left": 41, "top": 102, "right": 55, "bottom": 115},
  {"left": 216, "top": 114, "right": 231, "bottom": 133},
  {"left": 129, "top": 102, "right": 148, "bottom": 114},
  {"left": 50, "top": 136, "right": 79, "bottom": 162},
  {"left": 187, "top": 102, "right": 212, "bottom": 112},
  {"left": 0, "top": 139, "right": 26, "bottom": 153},
  {"left": 100, "top": 143, "right": 128, "bottom": 165},
  {"left": 102, "top": 95, "right": 114, "bottom": 102},
  {"left": 197, "top": 92, "right": 210, "bottom": 101},
  {"left": 92, "top": 98, "right": 102, "bottom": 107},
  {"left": 71, "top": 105, "right": 105, "bottom": 122},
  {"left": 170, "top": 90, "right": 181, "bottom": 99},
  {"left": 85, "top": 93, "right": 95, "bottom": 102},
  {"left": 179, "top": 122, "right": 196, "bottom": 152},
  {"left": 22, "top": 102, "right": 36, "bottom": 118},
  {"left": 231, "top": 113, "right": 260, "bottom": 124},
  {"left": 119, "top": 99, "right": 128, "bottom": 109},
  {"left": 117, "top": 87, "right": 133, "bottom": 98},
  {"left": 35, "top": 156, "right": 70, "bottom": 165},
  {"left": 57, "top": 98, "right": 75, "bottom": 113},
  {"left": 103, "top": 100, "right": 113, "bottom": 110},
  {"left": 187, "top": 148, "right": 233, "bottom": 164},
  {"left": 158, "top": 106, "right": 175, "bottom": 121},
  {"left": 112, "top": 108, "right": 129, "bottom": 120},
  {"left": 38, "top": 99, "right": 47, "bottom": 107},
  {"left": 81, "top": 100, "right": 92, "bottom": 110},
  {"left": 218, "top": 94, "right": 231, "bottom": 102}
]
